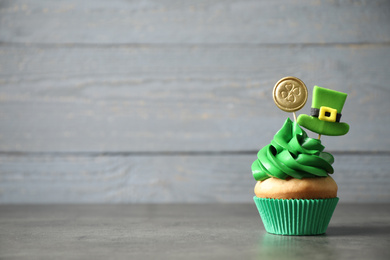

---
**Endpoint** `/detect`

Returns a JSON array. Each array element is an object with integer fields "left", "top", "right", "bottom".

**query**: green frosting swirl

[{"left": 252, "top": 118, "right": 334, "bottom": 181}]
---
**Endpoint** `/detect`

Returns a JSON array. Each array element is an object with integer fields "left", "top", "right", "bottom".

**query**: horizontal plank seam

[
  {"left": 1, "top": 42, "right": 390, "bottom": 49},
  {"left": 0, "top": 151, "right": 389, "bottom": 157}
]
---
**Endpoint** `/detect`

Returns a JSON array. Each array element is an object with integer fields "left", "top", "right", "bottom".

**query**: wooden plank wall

[{"left": 0, "top": 0, "right": 389, "bottom": 203}]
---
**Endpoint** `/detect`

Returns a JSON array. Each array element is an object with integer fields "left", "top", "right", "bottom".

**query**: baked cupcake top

[{"left": 251, "top": 118, "right": 334, "bottom": 181}]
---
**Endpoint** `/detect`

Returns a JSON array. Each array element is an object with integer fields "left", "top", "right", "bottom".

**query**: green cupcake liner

[{"left": 253, "top": 196, "right": 339, "bottom": 235}]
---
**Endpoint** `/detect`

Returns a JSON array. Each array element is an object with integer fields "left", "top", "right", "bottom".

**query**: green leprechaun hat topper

[{"left": 297, "top": 86, "right": 349, "bottom": 136}]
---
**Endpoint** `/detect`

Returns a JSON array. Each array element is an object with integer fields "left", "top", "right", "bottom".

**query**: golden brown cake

[{"left": 254, "top": 176, "right": 337, "bottom": 200}]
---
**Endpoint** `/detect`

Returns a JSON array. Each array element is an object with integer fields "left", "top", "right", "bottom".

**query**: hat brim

[{"left": 297, "top": 114, "right": 349, "bottom": 136}]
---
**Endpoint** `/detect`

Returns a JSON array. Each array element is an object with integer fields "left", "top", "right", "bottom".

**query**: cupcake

[{"left": 252, "top": 79, "right": 349, "bottom": 236}]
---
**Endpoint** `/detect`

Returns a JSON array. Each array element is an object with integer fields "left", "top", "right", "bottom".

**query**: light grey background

[{"left": 0, "top": 0, "right": 389, "bottom": 203}]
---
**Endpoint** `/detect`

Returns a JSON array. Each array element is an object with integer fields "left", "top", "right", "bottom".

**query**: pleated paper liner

[{"left": 253, "top": 197, "right": 339, "bottom": 235}]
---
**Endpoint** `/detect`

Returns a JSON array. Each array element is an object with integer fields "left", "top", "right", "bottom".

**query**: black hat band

[{"left": 311, "top": 108, "right": 341, "bottom": 122}]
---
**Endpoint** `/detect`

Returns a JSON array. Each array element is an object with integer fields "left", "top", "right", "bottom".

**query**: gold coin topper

[{"left": 273, "top": 76, "right": 308, "bottom": 112}]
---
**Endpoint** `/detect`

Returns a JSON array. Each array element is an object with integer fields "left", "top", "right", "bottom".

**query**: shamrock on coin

[{"left": 280, "top": 83, "right": 301, "bottom": 102}]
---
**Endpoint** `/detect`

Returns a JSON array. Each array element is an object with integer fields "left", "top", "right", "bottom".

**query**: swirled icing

[{"left": 252, "top": 118, "right": 334, "bottom": 181}]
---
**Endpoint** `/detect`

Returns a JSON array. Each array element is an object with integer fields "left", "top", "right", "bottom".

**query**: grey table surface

[{"left": 0, "top": 203, "right": 389, "bottom": 260}]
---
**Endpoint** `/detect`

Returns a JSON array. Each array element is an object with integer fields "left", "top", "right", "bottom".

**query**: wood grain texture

[
  {"left": 0, "top": 44, "right": 389, "bottom": 152},
  {"left": 0, "top": 0, "right": 389, "bottom": 203},
  {"left": 1, "top": 0, "right": 389, "bottom": 44},
  {"left": 0, "top": 154, "right": 388, "bottom": 203}
]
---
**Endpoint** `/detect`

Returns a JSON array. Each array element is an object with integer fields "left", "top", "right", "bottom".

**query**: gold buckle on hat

[{"left": 318, "top": 106, "right": 337, "bottom": 122}]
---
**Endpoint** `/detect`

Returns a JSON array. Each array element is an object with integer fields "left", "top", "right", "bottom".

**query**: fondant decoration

[
  {"left": 273, "top": 77, "right": 308, "bottom": 121},
  {"left": 297, "top": 86, "right": 349, "bottom": 136}
]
